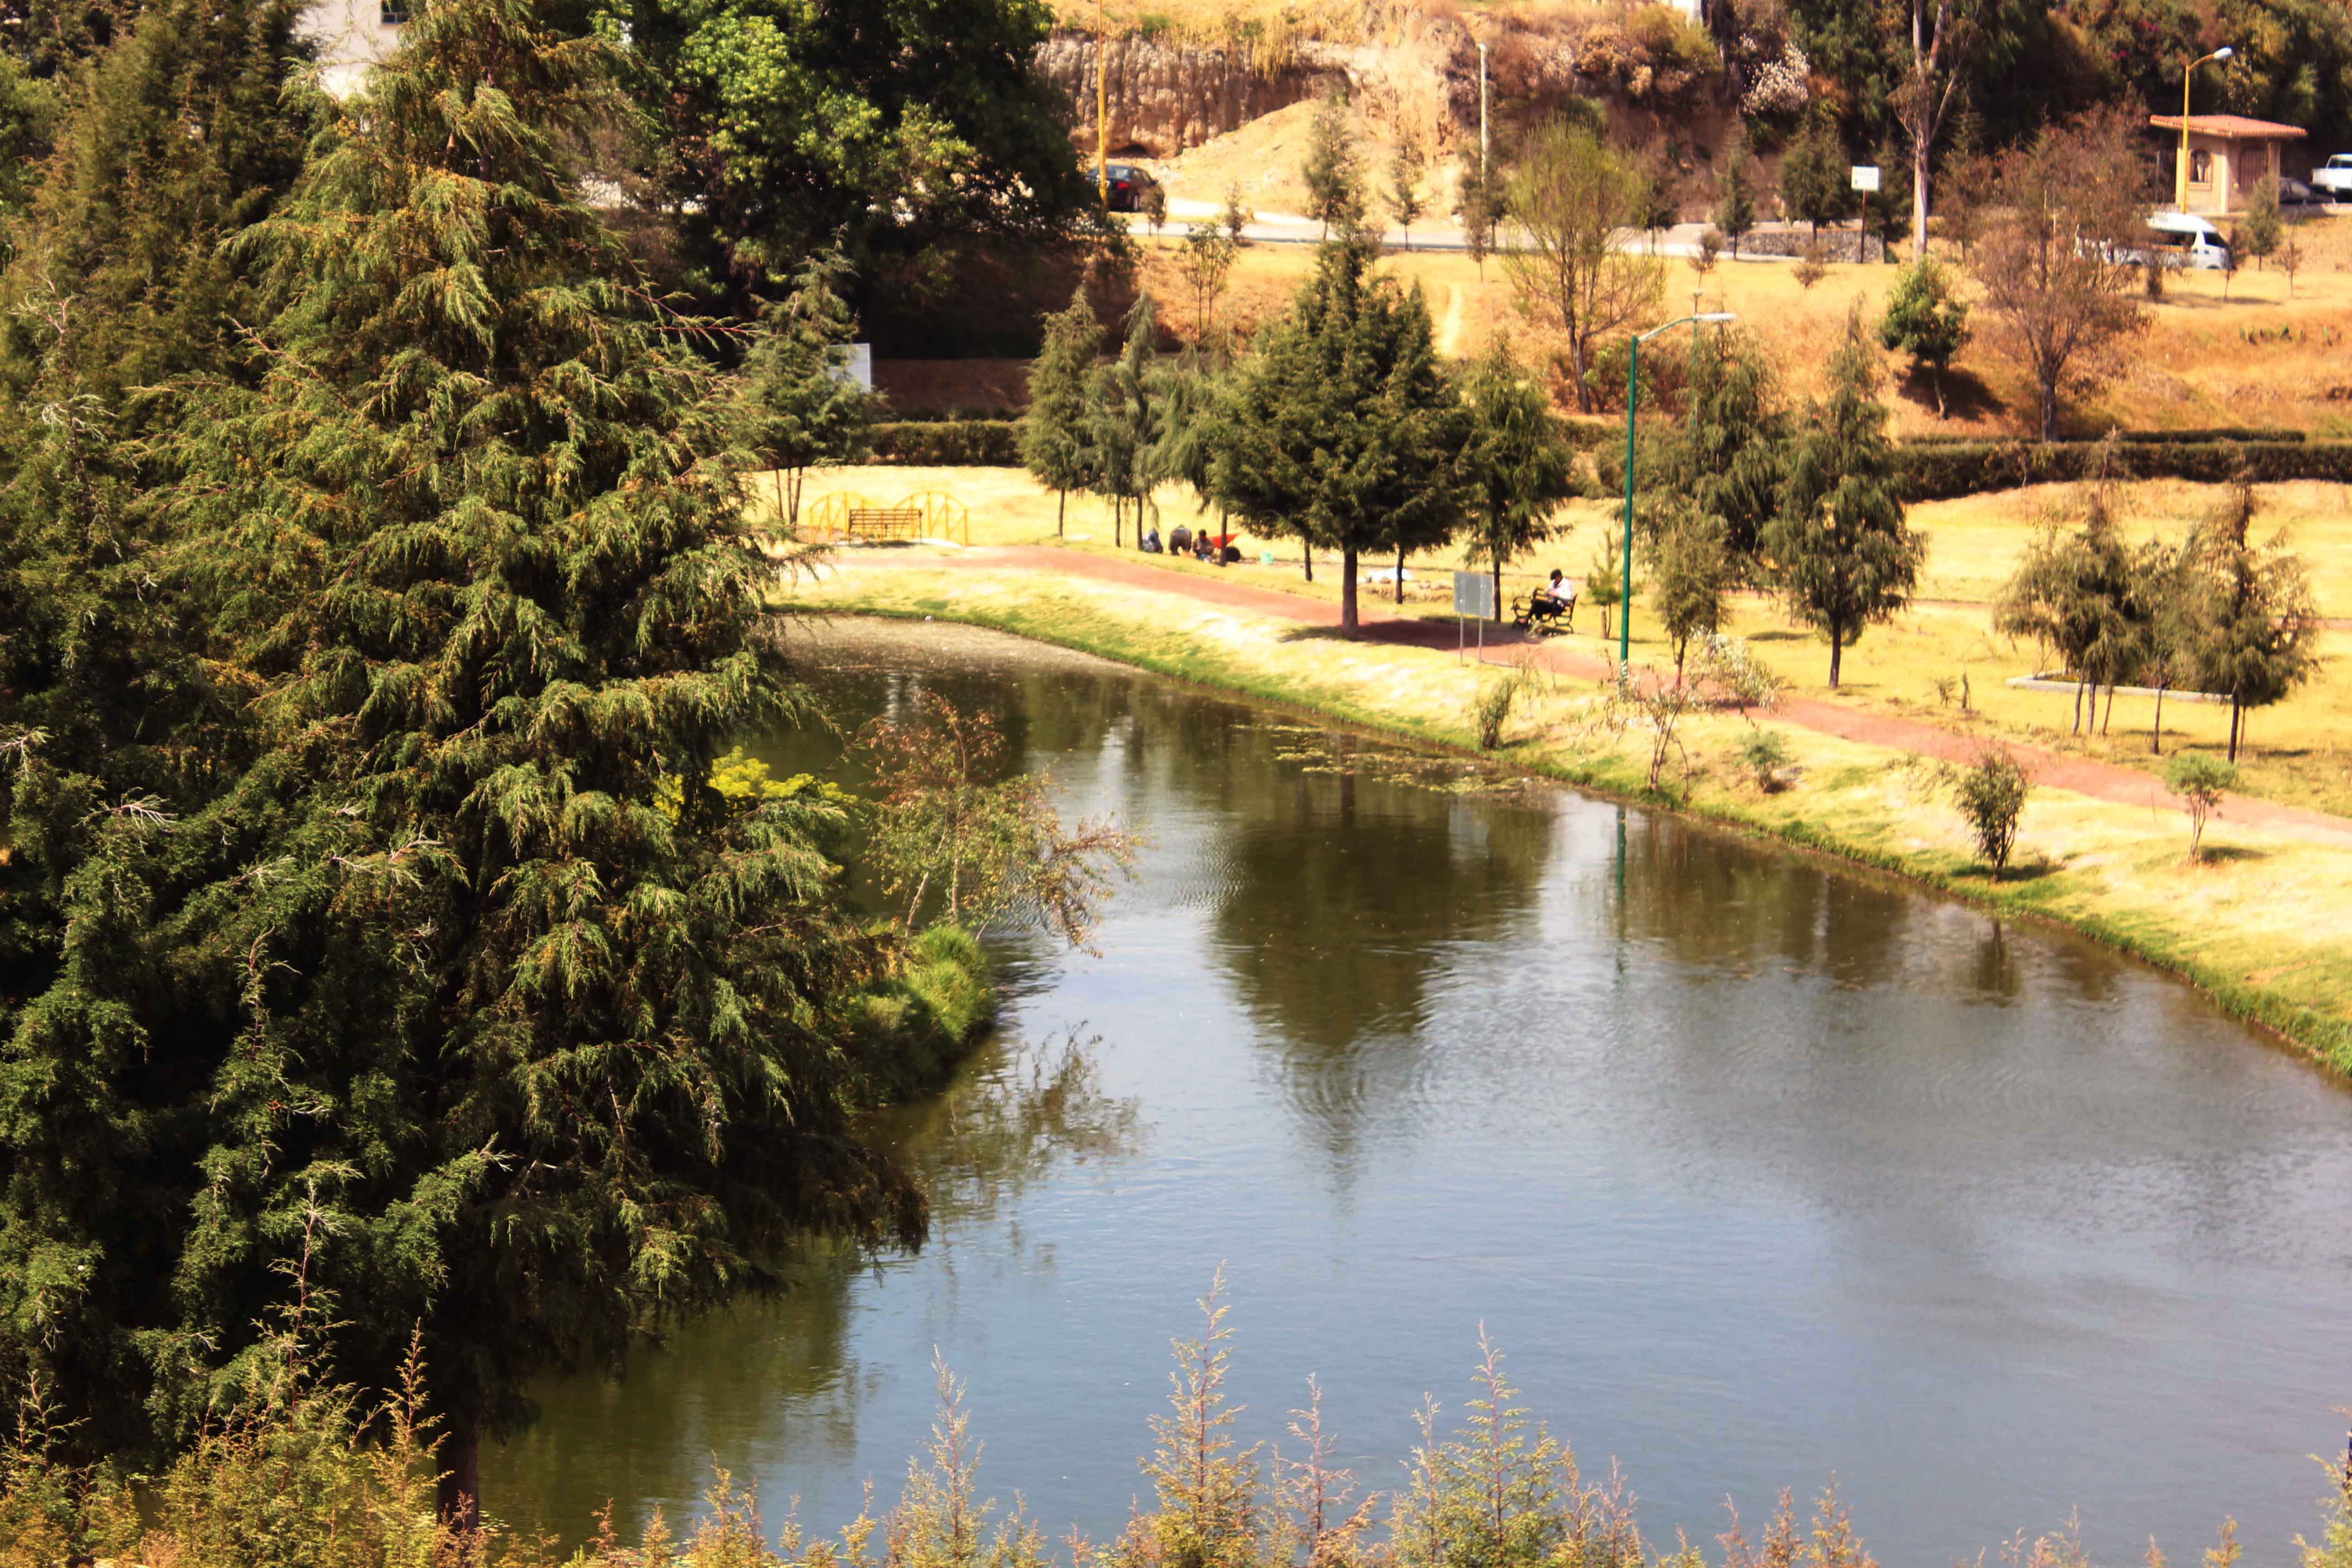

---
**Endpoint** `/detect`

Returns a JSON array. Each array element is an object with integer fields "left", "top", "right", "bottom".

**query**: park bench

[
  {"left": 1512, "top": 589, "right": 1576, "bottom": 636},
  {"left": 846, "top": 507, "right": 924, "bottom": 542}
]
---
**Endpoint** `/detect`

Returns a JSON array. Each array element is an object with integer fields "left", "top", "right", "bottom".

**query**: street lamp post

[
  {"left": 1621, "top": 312, "right": 1736, "bottom": 670},
  {"left": 2176, "top": 46, "right": 2234, "bottom": 211}
]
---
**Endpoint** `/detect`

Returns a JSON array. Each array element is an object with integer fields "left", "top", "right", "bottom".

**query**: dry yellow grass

[
  {"left": 1120, "top": 218, "right": 2352, "bottom": 438},
  {"left": 780, "top": 461, "right": 2352, "bottom": 815}
]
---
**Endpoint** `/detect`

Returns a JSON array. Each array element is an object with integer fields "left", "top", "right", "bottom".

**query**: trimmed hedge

[
  {"left": 1596, "top": 437, "right": 2352, "bottom": 500},
  {"left": 867, "top": 419, "right": 1021, "bottom": 465},
  {"left": 1891, "top": 439, "right": 2352, "bottom": 500},
  {"left": 1900, "top": 426, "right": 2307, "bottom": 446}
]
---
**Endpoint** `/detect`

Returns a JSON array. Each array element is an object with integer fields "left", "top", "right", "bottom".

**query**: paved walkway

[{"left": 828, "top": 544, "right": 2352, "bottom": 849}]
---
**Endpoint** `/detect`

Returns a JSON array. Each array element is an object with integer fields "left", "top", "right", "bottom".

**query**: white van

[{"left": 2141, "top": 211, "right": 2232, "bottom": 270}]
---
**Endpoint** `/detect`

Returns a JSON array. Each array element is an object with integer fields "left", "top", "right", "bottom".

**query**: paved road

[{"left": 828, "top": 543, "right": 2352, "bottom": 848}]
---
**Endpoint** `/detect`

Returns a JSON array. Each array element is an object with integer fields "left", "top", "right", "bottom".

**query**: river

[{"left": 484, "top": 619, "right": 2352, "bottom": 1566}]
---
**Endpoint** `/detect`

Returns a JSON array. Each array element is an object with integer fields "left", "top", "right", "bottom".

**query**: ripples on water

[{"left": 487, "top": 620, "right": 2352, "bottom": 1568}]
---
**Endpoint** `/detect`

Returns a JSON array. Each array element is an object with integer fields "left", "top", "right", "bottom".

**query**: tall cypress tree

[
  {"left": 1020, "top": 284, "right": 1101, "bottom": 538},
  {"left": 4, "top": 0, "right": 925, "bottom": 1519}
]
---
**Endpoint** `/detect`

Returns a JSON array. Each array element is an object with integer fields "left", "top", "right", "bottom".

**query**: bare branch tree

[{"left": 1503, "top": 119, "right": 1665, "bottom": 413}]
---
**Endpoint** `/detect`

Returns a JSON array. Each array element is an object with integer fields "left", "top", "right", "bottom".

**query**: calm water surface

[{"left": 486, "top": 620, "right": 2352, "bottom": 1565}]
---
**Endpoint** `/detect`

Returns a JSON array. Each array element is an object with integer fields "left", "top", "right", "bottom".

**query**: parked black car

[
  {"left": 2276, "top": 176, "right": 2324, "bottom": 207},
  {"left": 1097, "top": 162, "right": 1160, "bottom": 212}
]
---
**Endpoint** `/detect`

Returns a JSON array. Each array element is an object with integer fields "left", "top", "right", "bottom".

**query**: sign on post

[
  {"left": 1453, "top": 571, "right": 1496, "bottom": 665},
  {"left": 1849, "top": 165, "right": 1881, "bottom": 191},
  {"left": 1452, "top": 570, "right": 1496, "bottom": 620}
]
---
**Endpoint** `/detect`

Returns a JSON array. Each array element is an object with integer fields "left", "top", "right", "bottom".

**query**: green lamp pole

[{"left": 1620, "top": 312, "right": 1736, "bottom": 669}]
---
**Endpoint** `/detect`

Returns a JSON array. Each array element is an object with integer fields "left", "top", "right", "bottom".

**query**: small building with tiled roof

[{"left": 2148, "top": 114, "right": 2308, "bottom": 216}]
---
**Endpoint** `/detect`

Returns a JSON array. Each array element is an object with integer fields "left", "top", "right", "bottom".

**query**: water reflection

[
  {"left": 488, "top": 1035, "right": 1140, "bottom": 1534},
  {"left": 488, "top": 620, "right": 2352, "bottom": 1568}
]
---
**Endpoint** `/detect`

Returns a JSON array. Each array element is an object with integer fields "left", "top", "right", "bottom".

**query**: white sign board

[
  {"left": 1453, "top": 570, "right": 1496, "bottom": 620},
  {"left": 1850, "top": 165, "right": 1881, "bottom": 192}
]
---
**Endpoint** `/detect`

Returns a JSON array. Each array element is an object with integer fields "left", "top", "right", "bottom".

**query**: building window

[
  {"left": 2190, "top": 148, "right": 2213, "bottom": 184},
  {"left": 379, "top": 1, "right": 406, "bottom": 22}
]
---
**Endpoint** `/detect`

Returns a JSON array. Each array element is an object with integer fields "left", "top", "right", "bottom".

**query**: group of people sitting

[{"left": 1142, "top": 523, "right": 1241, "bottom": 564}]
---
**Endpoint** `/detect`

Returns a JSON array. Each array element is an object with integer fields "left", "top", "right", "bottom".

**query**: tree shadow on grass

[
  {"left": 2197, "top": 843, "right": 2269, "bottom": 864},
  {"left": 1896, "top": 363, "right": 2005, "bottom": 423}
]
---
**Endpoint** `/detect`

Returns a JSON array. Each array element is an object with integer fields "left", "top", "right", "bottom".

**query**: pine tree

[
  {"left": 2181, "top": 478, "right": 2321, "bottom": 761},
  {"left": 1302, "top": 88, "right": 1366, "bottom": 241},
  {"left": 1092, "top": 293, "right": 1168, "bottom": 549},
  {"left": 1713, "top": 135, "right": 1757, "bottom": 259},
  {"left": 1651, "top": 510, "right": 1732, "bottom": 679},
  {"left": 1760, "top": 306, "right": 1922, "bottom": 687},
  {"left": 736, "top": 248, "right": 875, "bottom": 532},
  {"left": 1777, "top": 114, "right": 1851, "bottom": 240},
  {"left": 1214, "top": 238, "right": 1465, "bottom": 635},
  {"left": 20, "top": 0, "right": 928, "bottom": 1520},
  {"left": 1388, "top": 131, "right": 1425, "bottom": 250},
  {"left": 1021, "top": 284, "right": 1103, "bottom": 536},
  {"left": 1649, "top": 325, "right": 1786, "bottom": 564},
  {"left": 1457, "top": 339, "right": 1575, "bottom": 622}
]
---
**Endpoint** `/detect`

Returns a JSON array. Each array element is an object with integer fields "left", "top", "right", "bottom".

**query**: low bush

[
  {"left": 2165, "top": 752, "right": 2238, "bottom": 862},
  {"left": 868, "top": 419, "right": 1021, "bottom": 465},
  {"left": 1736, "top": 727, "right": 1790, "bottom": 790},
  {"left": 848, "top": 922, "right": 998, "bottom": 1094},
  {"left": 1889, "top": 439, "right": 2352, "bottom": 501},
  {"left": 1949, "top": 745, "right": 2029, "bottom": 875}
]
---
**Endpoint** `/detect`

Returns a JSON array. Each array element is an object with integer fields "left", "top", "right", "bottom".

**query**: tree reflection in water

[{"left": 483, "top": 1036, "right": 1139, "bottom": 1542}]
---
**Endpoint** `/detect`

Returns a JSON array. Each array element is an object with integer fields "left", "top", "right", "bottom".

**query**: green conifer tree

[
  {"left": 9, "top": 0, "right": 930, "bottom": 1519},
  {"left": 1302, "top": 88, "right": 1366, "bottom": 241},
  {"left": 1457, "top": 338, "right": 1575, "bottom": 622},
  {"left": 1020, "top": 284, "right": 1103, "bottom": 537},
  {"left": 1713, "top": 136, "right": 1757, "bottom": 259},
  {"left": 1091, "top": 293, "right": 1168, "bottom": 549},
  {"left": 0, "top": 0, "right": 321, "bottom": 1462},
  {"left": 1777, "top": 114, "right": 1851, "bottom": 240},
  {"left": 1760, "top": 306, "right": 1923, "bottom": 687},
  {"left": 1214, "top": 238, "right": 1465, "bottom": 636},
  {"left": 736, "top": 248, "right": 876, "bottom": 531}
]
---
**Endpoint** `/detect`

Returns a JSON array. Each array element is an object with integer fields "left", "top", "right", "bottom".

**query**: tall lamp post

[
  {"left": 1620, "top": 312, "right": 1735, "bottom": 670},
  {"left": 2176, "top": 46, "right": 2234, "bottom": 211}
]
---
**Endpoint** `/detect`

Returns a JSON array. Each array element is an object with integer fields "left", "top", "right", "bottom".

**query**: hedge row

[
  {"left": 1593, "top": 438, "right": 2352, "bottom": 499},
  {"left": 868, "top": 421, "right": 2352, "bottom": 501},
  {"left": 1901, "top": 426, "right": 2307, "bottom": 447},
  {"left": 1890, "top": 439, "right": 2352, "bottom": 500},
  {"left": 867, "top": 419, "right": 1021, "bottom": 466}
]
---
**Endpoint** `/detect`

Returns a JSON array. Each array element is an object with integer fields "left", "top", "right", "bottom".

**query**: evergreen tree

[
  {"left": 1020, "top": 284, "right": 1102, "bottom": 537},
  {"left": 2181, "top": 479, "right": 2321, "bottom": 762},
  {"left": 1091, "top": 293, "right": 1168, "bottom": 549},
  {"left": 1713, "top": 135, "right": 1758, "bottom": 259},
  {"left": 1877, "top": 253, "right": 1970, "bottom": 417},
  {"left": 1457, "top": 338, "right": 1575, "bottom": 623},
  {"left": 1302, "top": 88, "right": 1366, "bottom": 241},
  {"left": 735, "top": 248, "right": 876, "bottom": 531},
  {"left": 0, "top": 0, "right": 322, "bottom": 1463},
  {"left": 1646, "top": 326, "right": 1786, "bottom": 566},
  {"left": 1651, "top": 510, "right": 1733, "bottom": 680},
  {"left": 0, "top": 0, "right": 317, "bottom": 412},
  {"left": 10, "top": 0, "right": 931, "bottom": 1519},
  {"left": 1388, "top": 131, "right": 1425, "bottom": 250},
  {"left": 1214, "top": 239, "right": 1465, "bottom": 636},
  {"left": 1455, "top": 152, "right": 1502, "bottom": 277},
  {"left": 2237, "top": 176, "right": 2281, "bottom": 271},
  {"left": 1630, "top": 152, "right": 1679, "bottom": 254},
  {"left": 1777, "top": 114, "right": 1851, "bottom": 239},
  {"left": 1865, "top": 134, "right": 1912, "bottom": 259},
  {"left": 1991, "top": 488, "right": 2140, "bottom": 735},
  {"left": 1760, "top": 307, "right": 1922, "bottom": 687}
]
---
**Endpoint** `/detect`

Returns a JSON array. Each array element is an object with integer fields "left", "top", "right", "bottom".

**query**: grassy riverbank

[{"left": 781, "top": 562, "right": 2352, "bottom": 1073}]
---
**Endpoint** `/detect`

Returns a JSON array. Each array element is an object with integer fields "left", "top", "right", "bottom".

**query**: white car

[{"left": 2313, "top": 154, "right": 2352, "bottom": 197}]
